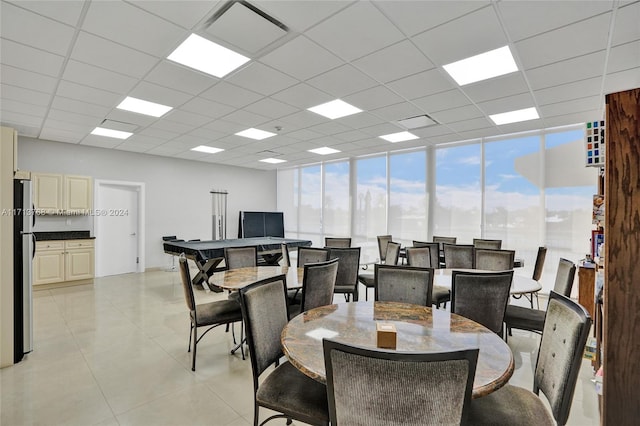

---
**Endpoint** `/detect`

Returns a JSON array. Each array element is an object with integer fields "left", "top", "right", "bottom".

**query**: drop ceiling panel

[
  {"left": 138, "top": 127, "right": 180, "bottom": 141},
  {"left": 39, "top": 128, "right": 82, "bottom": 143},
  {"left": 305, "top": 1, "right": 405, "bottom": 61},
  {"left": 200, "top": 119, "right": 246, "bottom": 135},
  {"left": 129, "top": 81, "right": 193, "bottom": 108},
  {"left": 307, "top": 64, "right": 378, "bottom": 97},
  {"left": 611, "top": 1, "right": 640, "bottom": 45},
  {"left": 259, "top": 35, "right": 343, "bottom": 81},
  {"left": 71, "top": 32, "right": 158, "bottom": 78},
  {"left": 412, "top": 89, "right": 471, "bottom": 113},
  {"left": 146, "top": 119, "right": 193, "bottom": 134},
  {"left": 82, "top": 1, "right": 184, "bottom": 57},
  {"left": 243, "top": 97, "right": 299, "bottom": 119},
  {"left": 344, "top": 86, "right": 405, "bottom": 111},
  {"left": 0, "top": 38, "right": 64, "bottom": 76},
  {"left": 164, "top": 109, "right": 213, "bottom": 127},
  {"left": 539, "top": 95, "right": 602, "bottom": 117},
  {"left": 186, "top": 127, "right": 226, "bottom": 141},
  {"left": 1, "top": 84, "right": 51, "bottom": 106},
  {"left": 461, "top": 73, "right": 530, "bottom": 103},
  {"left": 0, "top": 64, "right": 58, "bottom": 93},
  {"left": 603, "top": 67, "right": 640, "bottom": 94},
  {"left": 338, "top": 112, "right": 384, "bottom": 130},
  {"left": 145, "top": 61, "right": 217, "bottom": 96},
  {"left": 146, "top": 145, "right": 185, "bottom": 156},
  {"left": 1, "top": 2, "right": 76, "bottom": 55},
  {"left": 431, "top": 105, "right": 484, "bottom": 124},
  {"left": 527, "top": 51, "right": 607, "bottom": 90},
  {"left": 308, "top": 121, "right": 352, "bottom": 136},
  {"left": 498, "top": 1, "right": 614, "bottom": 41},
  {"left": 271, "top": 83, "right": 332, "bottom": 109},
  {"left": 204, "top": 1, "right": 287, "bottom": 54},
  {"left": 0, "top": 110, "right": 43, "bottom": 128},
  {"left": 371, "top": 102, "right": 425, "bottom": 122},
  {"left": 353, "top": 40, "right": 435, "bottom": 83},
  {"left": 255, "top": 0, "right": 353, "bottom": 32},
  {"left": 56, "top": 80, "right": 122, "bottom": 107},
  {"left": 100, "top": 119, "right": 138, "bottom": 132},
  {"left": 226, "top": 62, "right": 298, "bottom": 96},
  {"left": 180, "top": 97, "right": 235, "bottom": 118},
  {"left": 50, "top": 96, "right": 110, "bottom": 119},
  {"left": 534, "top": 77, "right": 602, "bottom": 106},
  {"left": 359, "top": 122, "right": 405, "bottom": 137},
  {"left": 130, "top": 0, "right": 220, "bottom": 29},
  {"left": 279, "top": 110, "right": 328, "bottom": 129},
  {"left": 332, "top": 129, "right": 370, "bottom": 142},
  {"left": 200, "top": 82, "right": 263, "bottom": 108},
  {"left": 516, "top": 13, "right": 611, "bottom": 70},
  {"left": 374, "top": 1, "right": 490, "bottom": 37},
  {"left": 114, "top": 141, "right": 155, "bottom": 153},
  {"left": 48, "top": 109, "right": 100, "bottom": 126},
  {"left": 607, "top": 40, "right": 640, "bottom": 73},
  {"left": 1, "top": 98, "right": 48, "bottom": 117},
  {"left": 477, "top": 93, "right": 536, "bottom": 116},
  {"left": 412, "top": 5, "right": 506, "bottom": 65},
  {"left": 62, "top": 60, "right": 138, "bottom": 95},
  {"left": 387, "top": 68, "right": 455, "bottom": 100},
  {"left": 103, "top": 109, "right": 158, "bottom": 127},
  {"left": 543, "top": 109, "right": 603, "bottom": 129},
  {"left": 284, "top": 129, "right": 324, "bottom": 141},
  {"left": 11, "top": 0, "right": 86, "bottom": 26}
]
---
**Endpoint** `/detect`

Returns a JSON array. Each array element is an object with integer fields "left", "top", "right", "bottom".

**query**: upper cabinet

[{"left": 33, "top": 173, "right": 92, "bottom": 214}]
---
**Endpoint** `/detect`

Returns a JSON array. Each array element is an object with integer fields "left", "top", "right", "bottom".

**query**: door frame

[{"left": 94, "top": 179, "right": 145, "bottom": 277}]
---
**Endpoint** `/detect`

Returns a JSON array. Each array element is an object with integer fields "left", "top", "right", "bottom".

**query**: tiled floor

[{"left": 1, "top": 269, "right": 600, "bottom": 425}]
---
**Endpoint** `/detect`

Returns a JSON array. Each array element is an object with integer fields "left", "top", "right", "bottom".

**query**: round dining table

[
  {"left": 434, "top": 268, "right": 542, "bottom": 296},
  {"left": 281, "top": 300, "right": 515, "bottom": 399},
  {"left": 208, "top": 265, "right": 304, "bottom": 291}
]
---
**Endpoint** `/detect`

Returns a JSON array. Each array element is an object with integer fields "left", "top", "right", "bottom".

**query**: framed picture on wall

[{"left": 591, "top": 230, "right": 604, "bottom": 260}]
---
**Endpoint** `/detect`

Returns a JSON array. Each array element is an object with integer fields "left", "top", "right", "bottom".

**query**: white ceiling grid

[{"left": 0, "top": 0, "right": 638, "bottom": 170}]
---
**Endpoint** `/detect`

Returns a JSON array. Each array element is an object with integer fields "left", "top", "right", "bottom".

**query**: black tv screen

[{"left": 239, "top": 211, "right": 284, "bottom": 238}]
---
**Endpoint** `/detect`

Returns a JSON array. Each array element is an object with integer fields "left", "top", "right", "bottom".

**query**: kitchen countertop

[{"left": 34, "top": 231, "right": 94, "bottom": 241}]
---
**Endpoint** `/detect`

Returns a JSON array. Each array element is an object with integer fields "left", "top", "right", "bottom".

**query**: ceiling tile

[
  {"left": 1, "top": 84, "right": 51, "bottom": 106},
  {"left": 200, "top": 81, "right": 263, "bottom": 108},
  {"left": 48, "top": 109, "right": 100, "bottom": 126},
  {"left": 539, "top": 95, "right": 602, "bottom": 117},
  {"left": 412, "top": 5, "right": 506, "bottom": 65},
  {"left": 103, "top": 109, "right": 158, "bottom": 127},
  {"left": 307, "top": 64, "right": 378, "bottom": 97},
  {"left": 0, "top": 110, "right": 44, "bottom": 129},
  {"left": 146, "top": 119, "right": 193, "bottom": 135},
  {"left": 186, "top": 126, "right": 226, "bottom": 141},
  {"left": 204, "top": 1, "right": 287, "bottom": 54},
  {"left": 431, "top": 104, "right": 484, "bottom": 124},
  {"left": 533, "top": 77, "right": 602, "bottom": 106},
  {"left": 611, "top": 1, "right": 640, "bottom": 45},
  {"left": 371, "top": 102, "right": 425, "bottom": 122},
  {"left": 305, "top": 1, "right": 405, "bottom": 61},
  {"left": 333, "top": 129, "right": 370, "bottom": 142},
  {"left": 42, "top": 117, "right": 93, "bottom": 133},
  {"left": 71, "top": 31, "right": 158, "bottom": 78},
  {"left": 82, "top": 1, "right": 185, "bottom": 57},
  {"left": 516, "top": 13, "right": 611, "bottom": 70},
  {"left": 279, "top": 110, "right": 327, "bottom": 129},
  {"left": 1, "top": 98, "right": 48, "bottom": 117},
  {"left": 542, "top": 109, "right": 603, "bottom": 129},
  {"left": 0, "top": 38, "right": 64, "bottom": 76},
  {"left": 271, "top": 83, "right": 332, "bottom": 109},
  {"left": 1, "top": 2, "right": 76, "bottom": 55},
  {"left": 163, "top": 109, "right": 213, "bottom": 127},
  {"left": 412, "top": 89, "right": 471, "bottom": 113},
  {"left": 359, "top": 122, "right": 405, "bottom": 137},
  {"left": 0, "top": 64, "right": 57, "bottom": 93},
  {"left": 129, "top": 0, "right": 220, "bottom": 29},
  {"left": 338, "top": 112, "right": 384, "bottom": 130},
  {"left": 374, "top": 0, "right": 490, "bottom": 37},
  {"left": 387, "top": 68, "right": 454, "bottom": 100},
  {"left": 62, "top": 60, "right": 138, "bottom": 95},
  {"left": 254, "top": 0, "right": 353, "bottom": 32},
  {"left": 200, "top": 119, "right": 246, "bottom": 135},
  {"left": 39, "top": 128, "right": 82, "bottom": 143},
  {"left": 353, "top": 40, "right": 434, "bottom": 83},
  {"left": 129, "top": 81, "right": 193, "bottom": 108},
  {"left": 460, "top": 72, "right": 529, "bottom": 103},
  {"left": 226, "top": 62, "right": 298, "bottom": 96},
  {"left": 307, "top": 120, "right": 352, "bottom": 136},
  {"left": 138, "top": 127, "right": 180, "bottom": 141},
  {"left": 243, "top": 97, "right": 299, "bottom": 119},
  {"left": 220, "top": 109, "right": 270, "bottom": 127},
  {"left": 145, "top": 60, "right": 217, "bottom": 96},
  {"left": 284, "top": 128, "right": 325, "bottom": 141},
  {"left": 498, "top": 0, "right": 614, "bottom": 41},
  {"left": 55, "top": 80, "right": 122, "bottom": 107},
  {"left": 476, "top": 92, "right": 536, "bottom": 116},
  {"left": 607, "top": 40, "right": 640, "bottom": 74},
  {"left": 527, "top": 51, "right": 607, "bottom": 90},
  {"left": 259, "top": 35, "right": 343, "bottom": 81},
  {"left": 10, "top": 0, "right": 86, "bottom": 26},
  {"left": 180, "top": 97, "right": 235, "bottom": 118},
  {"left": 344, "top": 85, "right": 405, "bottom": 111},
  {"left": 603, "top": 67, "right": 640, "bottom": 94}
]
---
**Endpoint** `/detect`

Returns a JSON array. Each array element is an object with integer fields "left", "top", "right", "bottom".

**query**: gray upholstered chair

[
  {"left": 224, "top": 246, "right": 257, "bottom": 269},
  {"left": 297, "top": 247, "right": 331, "bottom": 267},
  {"left": 178, "top": 255, "right": 243, "bottom": 371},
  {"left": 405, "top": 246, "right": 432, "bottom": 267},
  {"left": 324, "top": 237, "right": 351, "bottom": 248},
  {"left": 432, "top": 235, "right": 457, "bottom": 253},
  {"left": 377, "top": 235, "right": 392, "bottom": 262},
  {"left": 468, "top": 291, "right": 592, "bottom": 425},
  {"left": 412, "top": 241, "right": 440, "bottom": 268},
  {"left": 473, "top": 238, "right": 503, "bottom": 249},
  {"left": 239, "top": 275, "right": 329, "bottom": 426},
  {"left": 513, "top": 246, "right": 547, "bottom": 308},
  {"left": 358, "top": 241, "right": 400, "bottom": 301},
  {"left": 451, "top": 270, "right": 514, "bottom": 337},
  {"left": 408, "top": 245, "right": 450, "bottom": 308},
  {"left": 444, "top": 244, "right": 474, "bottom": 269},
  {"left": 505, "top": 258, "right": 576, "bottom": 336},
  {"left": 323, "top": 339, "right": 479, "bottom": 426},
  {"left": 374, "top": 264, "right": 434, "bottom": 306},
  {"left": 280, "top": 243, "right": 291, "bottom": 267},
  {"left": 329, "top": 247, "right": 361, "bottom": 302},
  {"left": 289, "top": 258, "right": 339, "bottom": 318},
  {"left": 474, "top": 248, "right": 515, "bottom": 271}
]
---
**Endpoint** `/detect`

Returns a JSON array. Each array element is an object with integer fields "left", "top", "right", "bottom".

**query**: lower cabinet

[{"left": 34, "top": 239, "right": 95, "bottom": 286}]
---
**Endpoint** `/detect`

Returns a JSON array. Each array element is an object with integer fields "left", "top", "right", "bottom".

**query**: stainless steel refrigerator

[{"left": 14, "top": 178, "right": 34, "bottom": 362}]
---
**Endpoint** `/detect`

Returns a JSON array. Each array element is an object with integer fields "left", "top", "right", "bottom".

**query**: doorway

[{"left": 94, "top": 180, "right": 145, "bottom": 277}]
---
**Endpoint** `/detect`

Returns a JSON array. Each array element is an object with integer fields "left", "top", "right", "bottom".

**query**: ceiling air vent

[
  {"left": 397, "top": 114, "right": 438, "bottom": 130},
  {"left": 100, "top": 119, "right": 138, "bottom": 132}
]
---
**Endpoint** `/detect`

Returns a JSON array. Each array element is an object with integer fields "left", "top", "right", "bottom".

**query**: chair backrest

[
  {"left": 238, "top": 274, "right": 289, "bottom": 389},
  {"left": 377, "top": 235, "right": 392, "bottom": 262},
  {"left": 534, "top": 291, "right": 592, "bottom": 425},
  {"left": 473, "top": 238, "right": 502, "bottom": 249},
  {"left": 325, "top": 237, "right": 352, "bottom": 248},
  {"left": 443, "top": 244, "right": 474, "bottom": 269},
  {"left": 413, "top": 241, "right": 440, "bottom": 269},
  {"left": 474, "top": 249, "right": 515, "bottom": 271},
  {"left": 280, "top": 243, "right": 291, "bottom": 267},
  {"left": 328, "top": 247, "right": 361, "bottom": 287},
  {"left": 433, "top": 235, "right": 457, "bottom": 252},
  {"left": 375, "top": 264, "right": 434, "bottom": 306},
  {"left": 405, "top": 246, "right": 432, "bottom": 268},
  {"left": 451, "top": 270, "right": 514, "bottom": 335},
  {"left": 178, "top": 254, "right": 196, "bottom": 312},
  {"left": 384, "top": 241, "right": 401, "bottom": 265},
  {"left": 553, "top": 258, "right": 577, "bottom": 296},
  {"left": 323, "top": 339, "right": 478, "bottom": 426},
  {"left": 532, "top": 246, "right": 547, "bottom": 281},
  {"left": 297, "top": 247, "right": 330, "bottom": 267},
  {"left": 300, "top": 258, "right": 339, "bottom": 312},
  {"left": 224, "top": 246, "right": 257, "bottom": 269}
]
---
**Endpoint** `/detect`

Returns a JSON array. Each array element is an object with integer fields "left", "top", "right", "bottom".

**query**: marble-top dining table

[
  {"left": 208, "top": 265, "right": 304, "bottom": 291},
  {"left": 281, "top": 300, "right": 515, "bottom": 399}
]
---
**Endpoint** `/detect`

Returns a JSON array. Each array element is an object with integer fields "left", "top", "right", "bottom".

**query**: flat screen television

[{"left": 238, "top": 211, "right": 284, "bottom": 238}]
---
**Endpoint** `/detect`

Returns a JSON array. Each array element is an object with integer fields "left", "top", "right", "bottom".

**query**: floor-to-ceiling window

[
  {"left": 354, "top": 156, "right": 387, "bottom": 261},
  {"left": 299, "top": 164, "right": 322, "bottom": 246},
  {"left": 389, "top": 150, "right": 427, "bottom": 247},
  {"left": 323, "top": 161, "right": 350, "bottom": 239}
]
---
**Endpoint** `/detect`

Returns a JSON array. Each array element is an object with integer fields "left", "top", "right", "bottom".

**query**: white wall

[{"left": 18, "top": 137, "right": 277, "bottom": 268}]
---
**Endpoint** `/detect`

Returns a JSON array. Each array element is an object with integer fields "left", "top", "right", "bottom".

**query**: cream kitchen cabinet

[
  {"left": 33, "top": 173, "right": 92, "bottom": 214},
  {"left": 34, "top": 239, "right": 94, "bottom": 286}
]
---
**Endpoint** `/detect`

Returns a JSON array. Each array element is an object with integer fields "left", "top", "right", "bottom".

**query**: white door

[{"left": 97, "top": 184, "right": 139, "bottom": 276}]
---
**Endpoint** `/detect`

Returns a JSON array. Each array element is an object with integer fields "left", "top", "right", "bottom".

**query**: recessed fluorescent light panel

[
  {"left": 167, "top": 33, "right": 250, "bottom": 78},
  {"left": 235, "top": 128, "right": 276, "bottom": 140},
  {"left": 443, "top": 46, "right": 518, "bottom": 86},
  {"left": 117, "top": 96, "right": 172, "bottom": 117},
  {"left": 308, "top": 147, "right": 340, "bottom": 155},
  {"left": 307, "top": 99, "right": 362, "bottom": 119},
  {"left": 489, "top": 107, "right": 540, "bottom": 125},
  {"left": 379, "top": 131, "right": 419, "bottom": 143},
  {"left": 90, "top": 127, "right": 132, "bottom": 140},
  {"left": 191, "top": 145, "right": 224, "bottom": 154},
  {"left": 260, "top": 158, "right": 287, "bottom": 164}
]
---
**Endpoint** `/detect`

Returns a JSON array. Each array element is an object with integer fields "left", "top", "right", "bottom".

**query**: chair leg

[
  {"left": 188, "top": 323, "right": 193, "bottom": 352},
  {"left": 253, "top": 403, "right": 259, "bottom": 426},
  {"left": 192, "top": 325, "right": 198, "bottom": 371}
]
